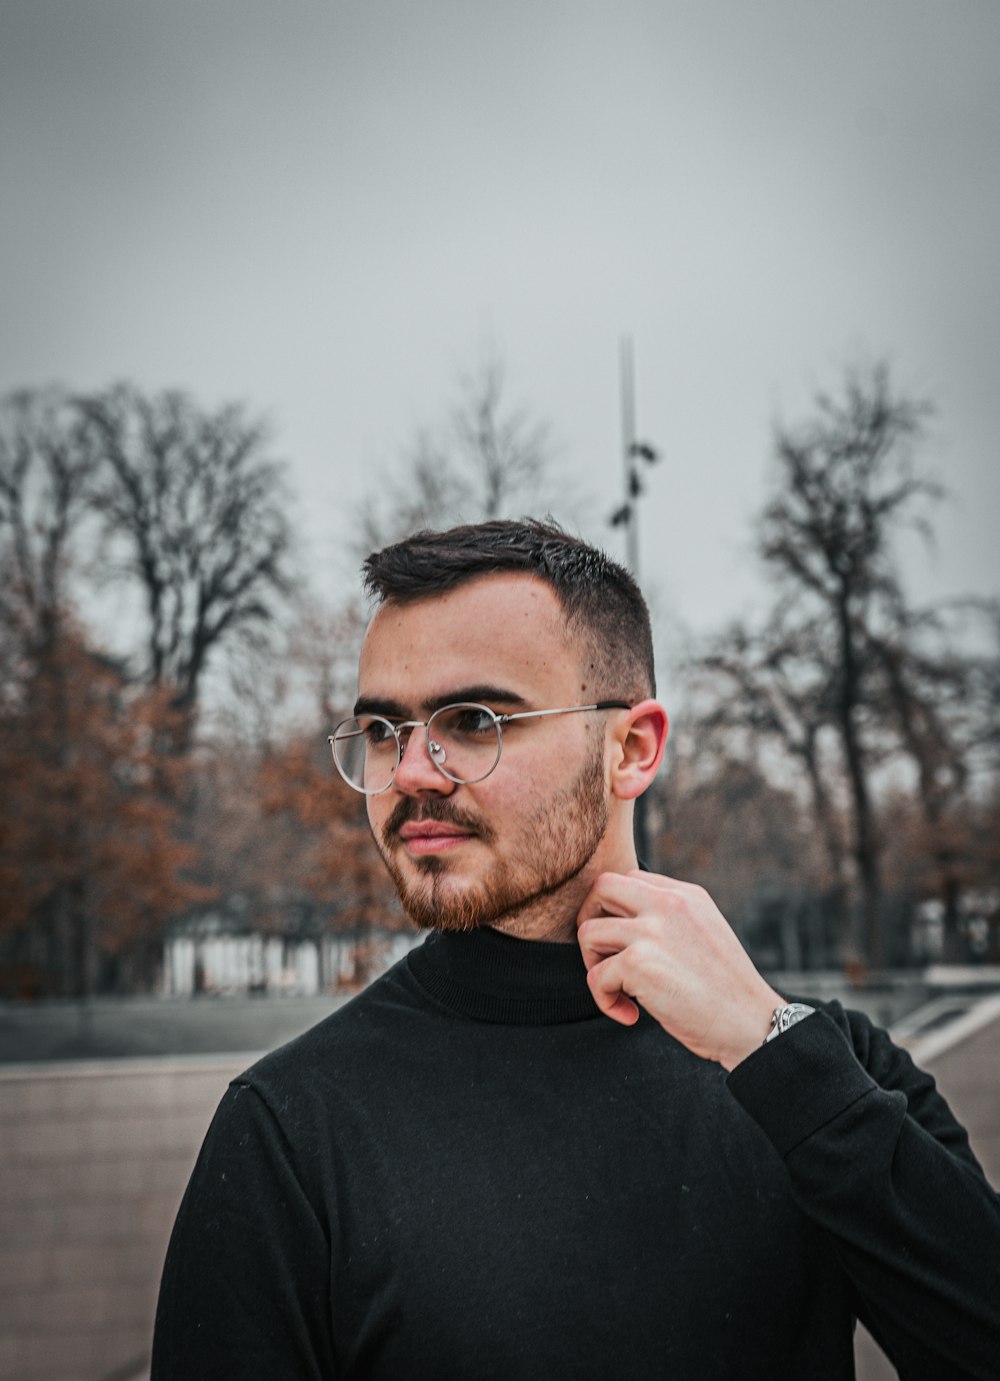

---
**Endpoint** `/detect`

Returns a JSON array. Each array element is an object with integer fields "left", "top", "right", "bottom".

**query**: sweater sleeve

[
  {"left": 151, "top": 1080, "right": 337, "bottom": 1381},
  {"left": 727, "top": 1005, "right": 1000, "bottom": 1381}
]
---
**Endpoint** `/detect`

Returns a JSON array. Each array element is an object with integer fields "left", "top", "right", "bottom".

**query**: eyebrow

[{"left": 353, "top": 684, "right": 530, "bottom": 719}]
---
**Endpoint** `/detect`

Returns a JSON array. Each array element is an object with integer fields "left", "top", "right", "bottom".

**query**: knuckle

[
  {"left": 639, "top": 907, "right": 663, "bottom": 934},
  {"left": 672, "top": 884, "right": 702, "bottom": 917},
  {"left": 586, "top": 964, "right": 610, "bottom": 995},
  {"left": 632, "top": 937, "right": 658, "bottom": 968}
]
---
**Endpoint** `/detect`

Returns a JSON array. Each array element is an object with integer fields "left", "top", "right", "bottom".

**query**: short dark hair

[{"left": 362, "top": 519, "right": 655, "bottom": 699}]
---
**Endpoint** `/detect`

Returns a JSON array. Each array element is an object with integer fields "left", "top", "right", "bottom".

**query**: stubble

[{"left": 373, "top": 749, "right": 608, "bottom": 933}]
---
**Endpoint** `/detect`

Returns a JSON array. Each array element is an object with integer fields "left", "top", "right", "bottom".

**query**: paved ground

[{"left": 919, "top": 998, "right": 1000, "bottom": 1185}]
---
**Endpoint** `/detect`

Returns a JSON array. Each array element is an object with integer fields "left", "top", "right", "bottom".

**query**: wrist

[{"left": 719, "top": 989, "right": 786, "bottom": 1072}]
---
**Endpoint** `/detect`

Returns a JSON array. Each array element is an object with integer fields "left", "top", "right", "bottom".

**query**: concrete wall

[{"left": 0, "top": 1056, "right": 246, "bottom": 1381}]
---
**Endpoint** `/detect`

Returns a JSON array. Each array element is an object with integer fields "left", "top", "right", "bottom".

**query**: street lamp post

[{"left": 609, "top": 335, "right": 660, "bottom": 866}]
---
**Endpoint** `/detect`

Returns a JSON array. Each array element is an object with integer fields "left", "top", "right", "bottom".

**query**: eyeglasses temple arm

[{"left": 499, "top": 700, "right": 631, "bottom": 725}]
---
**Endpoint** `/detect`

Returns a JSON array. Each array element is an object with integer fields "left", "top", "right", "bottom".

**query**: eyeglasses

[{"left": 329, "top": 700, "right": 631, "bottom": 795}]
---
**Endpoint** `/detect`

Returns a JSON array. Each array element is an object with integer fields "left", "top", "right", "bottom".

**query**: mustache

[{"left": 382, "top": 796, "right": 495, "bottom": 845}]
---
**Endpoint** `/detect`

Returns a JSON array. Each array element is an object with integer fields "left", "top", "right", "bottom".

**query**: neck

[{"left": 488, "top": 836, "right": 639, "bottom": 943}]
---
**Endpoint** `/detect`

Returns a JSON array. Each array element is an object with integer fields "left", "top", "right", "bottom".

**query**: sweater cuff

[{"left": 726, "top": 1008, "right": 878, "bottom": 1157}]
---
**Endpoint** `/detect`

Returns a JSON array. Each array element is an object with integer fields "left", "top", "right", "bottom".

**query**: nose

[{"left": 392, "top": 725, "right": 456, "bottom": 797}]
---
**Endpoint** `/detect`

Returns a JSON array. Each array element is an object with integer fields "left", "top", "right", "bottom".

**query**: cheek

[
  {"left": 507, "top": 727, "right": 594, "bottom": 785},
  {"left": 366, "top": 798, "right": 386, "bottom": 837},
  {"left": 480, "top": 773, "right": 546, "bottom": 833}
]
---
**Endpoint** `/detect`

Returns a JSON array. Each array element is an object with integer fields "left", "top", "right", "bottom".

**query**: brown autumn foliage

[
  {"left": 0, "top": 624, "right": 209, "bottom": 997},
  {"left": 256, "top": 735, "right": 409, "bottom": 974}
]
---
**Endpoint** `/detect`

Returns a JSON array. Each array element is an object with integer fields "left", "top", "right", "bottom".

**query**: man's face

[{"left": 356, "top": 573, "right": 613, "bottom": 932}]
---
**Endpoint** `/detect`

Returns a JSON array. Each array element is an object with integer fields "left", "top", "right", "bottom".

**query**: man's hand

[{"left": 576, "top": 871, "right": 784, "bottom": 1071}]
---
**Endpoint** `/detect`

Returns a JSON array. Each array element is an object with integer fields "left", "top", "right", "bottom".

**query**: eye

[
  {"left": 440, "top": 705, "right": 497, "bottom": 737},
  {"left": 360, "top": 717, "right": 397, "bottom": 747}
]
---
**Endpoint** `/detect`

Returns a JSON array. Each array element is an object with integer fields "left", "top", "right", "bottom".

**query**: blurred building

[{"left": 162, "top": 907, "right": 419, "bottom": 997}]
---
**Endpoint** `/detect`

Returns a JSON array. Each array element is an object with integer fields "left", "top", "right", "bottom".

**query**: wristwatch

[{"left": 763, "top": 1002, "right": 816, "bottom": 1044}]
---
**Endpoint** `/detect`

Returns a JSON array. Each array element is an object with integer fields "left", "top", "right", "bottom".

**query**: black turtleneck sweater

[{"left": 152, "top": 928, "right": 1000, "bottom": 1380}]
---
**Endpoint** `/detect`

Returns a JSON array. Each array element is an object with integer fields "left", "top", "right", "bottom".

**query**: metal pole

[
  {"left": 618, "top": 335, "right": 651, "bottom": 867},
  {"left": 620, "top": 336, "right": 639, "bottom": 575}
]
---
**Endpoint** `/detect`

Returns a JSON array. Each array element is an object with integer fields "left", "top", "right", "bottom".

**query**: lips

[
  {"left": 399, "top": 822, "right": 473, "bottom": 839},
  {"left": 397, "top": 821, "right": 477, "bottom": 854}
]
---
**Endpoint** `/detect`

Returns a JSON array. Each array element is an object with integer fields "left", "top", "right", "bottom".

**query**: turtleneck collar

[{"left": 406, "top": 925, "right": 601, "bottom": 1025}]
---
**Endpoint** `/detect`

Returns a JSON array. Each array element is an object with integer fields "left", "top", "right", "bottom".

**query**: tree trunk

[{"left": 836, "top": 593, "right": 883, "bottom": 972}]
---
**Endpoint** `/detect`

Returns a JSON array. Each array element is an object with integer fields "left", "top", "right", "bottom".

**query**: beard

[{"left": 372, "top": 748, "right": 609, "bottom": 932}]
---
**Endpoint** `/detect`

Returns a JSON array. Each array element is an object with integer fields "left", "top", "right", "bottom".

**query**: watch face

[
  {"left": 764, "top": 1003, "right": 816, "bottom": 1043},
  {"left": 780, "top": 1004, "right": 813, "bottom": 1031}
]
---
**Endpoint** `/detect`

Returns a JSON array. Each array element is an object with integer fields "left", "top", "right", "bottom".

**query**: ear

[{"left": 609, "top": 699, "right": 669, "bottom": 801}]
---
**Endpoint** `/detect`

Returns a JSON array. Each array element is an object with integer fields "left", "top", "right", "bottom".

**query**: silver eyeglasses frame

[{"left": 328, "top": 699, "right": 632, "bottom": 795}]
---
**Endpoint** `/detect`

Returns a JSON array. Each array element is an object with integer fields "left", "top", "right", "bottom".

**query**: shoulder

[
  {"left": 185, "top": 955, "right": 427, "bottom": 1199},
  {"left": 231, "top": 944, "right": 433, "bottom": 1108}
]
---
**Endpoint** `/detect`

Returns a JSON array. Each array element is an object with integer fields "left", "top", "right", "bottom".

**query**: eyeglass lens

[{"left": 332, "top": 703, "right": 502, "bottom": 793}]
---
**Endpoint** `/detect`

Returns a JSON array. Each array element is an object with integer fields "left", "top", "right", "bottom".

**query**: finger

[
  {"left": 586, "top": 954, "right": 640, "bottom": 1026},
  {"left": 577, "top": 915, "right": 650, "bottom": 971},
  {"left": 626, "top": 870, "right": 690, "bottom": 893},
  {"left": 576, "top": 871, "right": 651, "bottom": 925}
]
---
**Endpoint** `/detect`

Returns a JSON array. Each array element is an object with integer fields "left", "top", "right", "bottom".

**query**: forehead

[{"left": 358, "top": 573, "right": 585, "bottom": 705}]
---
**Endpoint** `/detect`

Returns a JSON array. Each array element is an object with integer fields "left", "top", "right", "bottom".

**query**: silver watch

[{"left": 763, "top": 1002, "right": 816, "bottom": 1044}]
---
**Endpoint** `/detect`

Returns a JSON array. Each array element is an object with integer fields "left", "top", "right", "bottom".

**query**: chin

[{"left": 399, "top": 864, "right": 518, "bottom": 933}]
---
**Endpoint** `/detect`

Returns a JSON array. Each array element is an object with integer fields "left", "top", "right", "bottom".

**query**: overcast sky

[{"left": 2, "top": 0, "right": 998, "bottom": 662}]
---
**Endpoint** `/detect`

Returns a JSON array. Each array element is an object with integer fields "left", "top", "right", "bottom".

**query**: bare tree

[
  {"left": 0, "top": 389, "right": 204, "bottom": 997},
  {"left": 450, "top": 357, "right": 555, "bottom": 520},
  {"left": 755, "top": 363, "right": 942, "bottom": 967},
  {"left": 688, "top": 610, "right": 852, "bottom": 951},
  {"left": 686, "top": 364, "right": 949, "bottom": 970},
  {"left": 866, "top": 596, "right": 1000, "bottom": 957},
  {"left": 0, "top": 387, "right": 99, "bottom": 660},
  {"left": 210, "top": 595, "right": 368, "bottom": 756},
  {"left": 0, "top": 387, "right": 102, "bottom": 994},
  {"left": 81, "top": 384, "right": 296, "bottom": 729},
  {"left": 356, "top": 352, "right": 566, "bottom": 553}
]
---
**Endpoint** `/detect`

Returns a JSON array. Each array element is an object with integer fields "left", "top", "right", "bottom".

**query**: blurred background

[{"left": 1, "top": 3, "right": 998, "bottom": 1379}]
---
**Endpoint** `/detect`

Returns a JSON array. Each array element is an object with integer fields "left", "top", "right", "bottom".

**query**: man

[{"left": 152, "top": 519, "right": 1000, "bottom": 1379}]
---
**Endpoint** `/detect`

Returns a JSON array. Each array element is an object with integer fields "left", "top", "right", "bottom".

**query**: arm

[
  {"left": 577, "top": 870, "right": 1000, "bottom": 1380},
  {"left": 728, "top": 1004, "right": 1000, "bottom": 1380},
  {"left": 151, "top": 1081, "right": 337, "bottom": 1381}
]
